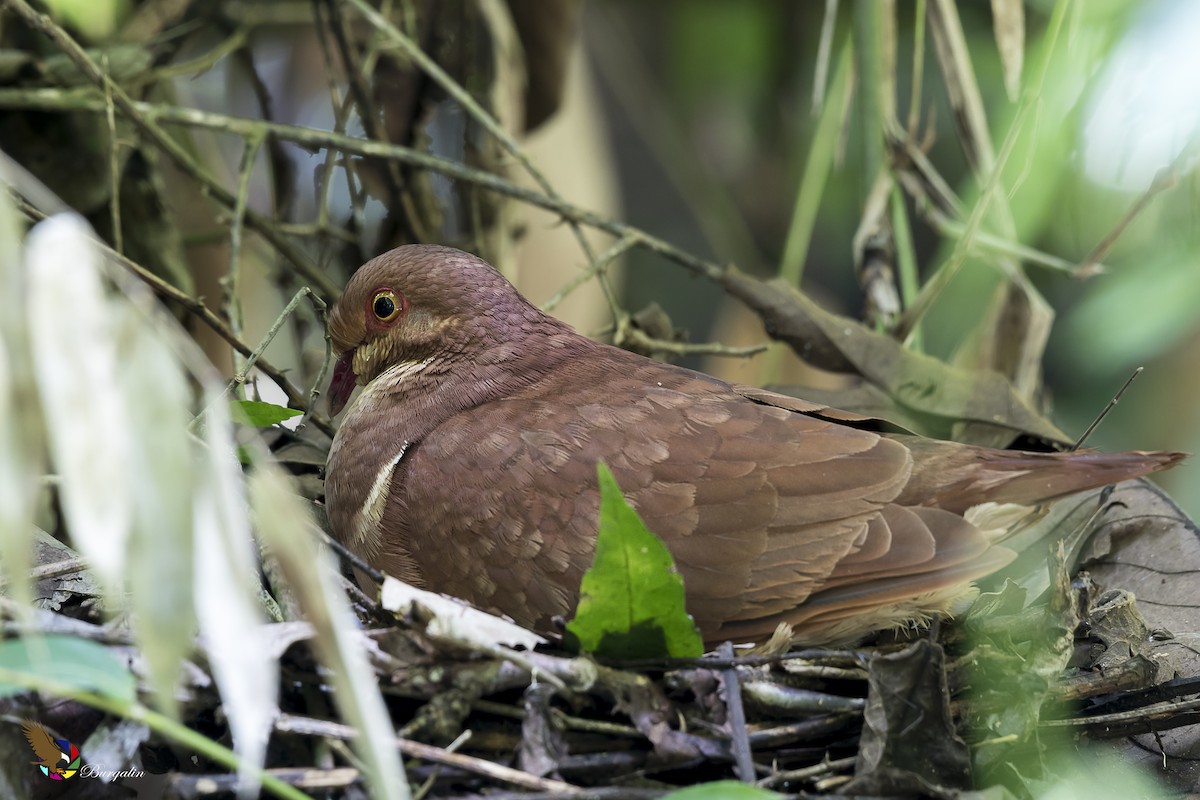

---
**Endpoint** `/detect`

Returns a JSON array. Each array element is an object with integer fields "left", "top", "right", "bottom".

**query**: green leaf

[
  {"left": 231, "top": 400, "right": 302, "bottom": 427},
  {"left": 0, "top": 636, "right": 136, "bottom": 703},
  {"left": 661, "top": 780, "right": 781, "bottom": 800},
  {"left": 565, "top": 462, "right": 704, "bottom": 659},
  {"left": 41, "top": 0, "right": 132, "bottom": 42}
]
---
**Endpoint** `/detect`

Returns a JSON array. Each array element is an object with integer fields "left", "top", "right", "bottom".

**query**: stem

[{"left": 0, "top": 668, "right": 311, "bottom": 800}]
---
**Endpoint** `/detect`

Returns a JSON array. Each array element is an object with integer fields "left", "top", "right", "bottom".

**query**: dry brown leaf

[
  {"left": 989, "top": 0, "right": 1025, "bottom": 102},
  {"left": 951, "top": 282, "right": 1054, "bottom": 445},
  {"left": 844, "top": 640, "right": 970, "bottom": 796},
  {"left": 1073, "top": 480, "right": 1200, "bottom": 789},
  {"left": 722, "top": 267, "right": 1067, "bottom": 445}
]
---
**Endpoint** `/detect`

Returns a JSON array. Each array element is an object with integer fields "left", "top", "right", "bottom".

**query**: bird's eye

[{"left": 372, "top": 290, "right": 401, "bottom": 322}]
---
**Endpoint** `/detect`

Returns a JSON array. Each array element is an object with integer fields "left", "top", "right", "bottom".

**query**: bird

[
  {"left": 21, "top": 721, "right": 69, "bottom": 775},
  {"left": 323, "top": 244, "right": 1183, "bottom": 646}
]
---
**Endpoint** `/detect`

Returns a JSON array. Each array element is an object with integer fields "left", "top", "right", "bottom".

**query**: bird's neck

[{"left": 352, "top": 321, "right": 594, "bottom": 444}]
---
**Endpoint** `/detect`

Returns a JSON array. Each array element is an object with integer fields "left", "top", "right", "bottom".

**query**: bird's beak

[{"left": 328, "top": 349, "right": 358, "bottom": 416}]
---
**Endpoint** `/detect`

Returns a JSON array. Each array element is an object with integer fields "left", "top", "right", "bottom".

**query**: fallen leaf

[
  {"left": 380, "top": 577, "right": 546, "bottom": 651},
  {"left": 722, "top": 267, "right": 1066, "bottom": 446},
  {"left": 845, "top": 639, "right": 970, "bottom": 794}
]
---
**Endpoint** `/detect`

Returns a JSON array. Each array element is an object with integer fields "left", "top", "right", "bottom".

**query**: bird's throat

[{"left": 328, "top": 349, "right": 358, "bottom": 416}]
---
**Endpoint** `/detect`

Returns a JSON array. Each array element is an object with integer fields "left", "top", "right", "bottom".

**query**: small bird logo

[{"left": 20, "top": 720, "right": 80, "bottom": 780}]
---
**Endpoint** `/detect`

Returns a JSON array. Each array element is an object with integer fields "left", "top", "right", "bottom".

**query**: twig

[
  {"left": 1072, "top": 367, "right": 1143, "bottom": 451},
  {"left": 0, "top": 87, "right": 732, "bottom": 285},
  {"left": 894, "top": 135, "right": 1106, "bottom": 276},
  {"left": 317, "top": 528, "right": 385, "bottom": 584},
  {"left": 619, "top": 327, "right": 768, "bottom": 359},
  {"left": 306, "top": 294, "right": 335, "bottom": 432},
  {"left": 0, "top": 555, "right": 88, "bottom": 588},
  {"left": 9, "top": 193, "right": 335, "bottom": 439},
  {"left": 275, "top": 713, "right": 582, "bottom": 793},
  {"left": 906, "top": 0, "right": 927, "bottom": 136},
  {"left": 747, "top": 713, "right": 861, "bottom": 748},
  {"left": 471, "top": 699, "right": 643, "bottom": 740},
  {"left": 610, "top": 648, "right": 874, "bottom": 671},
  {"left": 718, "top": 641, "right": 756, "bottom": 783},
  {"left": 223, "top": 134, "right": 265, "bottom": 379},
  {"left": 757, "top": 754, "right": 856, "bottom": 789},
  {"left": 1040, "top": 696, "right": 1200, "bottom": 738},
  {"left": 1077, "top": 137, "right": 1200, "bottom": 273},
  {"left": 137, "top": 26, "right": 250, "bottom": 84},
  {"left": 413, "top": 730, "right": 472, "bottom": 800},
  {"left": 541, "top": 234, "right": 639, "bottom": 314},
  {"left": 197, "top": 287, "right": 331, "bottom": 429},
  {"left": 102, "top": 54, "right": 122, "bottom": 255},
  {"left": 925, "top": 205, "right": 1102, "bottom": 276},
  {"left": 168, "top": 767, "right": 361, "bottom": 793}
]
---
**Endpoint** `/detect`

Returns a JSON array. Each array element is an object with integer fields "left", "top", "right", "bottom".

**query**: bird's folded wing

[{"left": 402, "top": 360, "right": 1003, "bottom": 642}]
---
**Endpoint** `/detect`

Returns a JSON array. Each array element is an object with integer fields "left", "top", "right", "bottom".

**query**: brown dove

[{"left": 323, "top": 245, "right": 1182, "bottom": 645}]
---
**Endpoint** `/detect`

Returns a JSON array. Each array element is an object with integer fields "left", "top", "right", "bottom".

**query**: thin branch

[
  {"left": 758, "top": 755, "right": 856, "bottom": 789},
  {"left": 102, "top": 54, "right": 123, "bottom": 255},
  {"left": 719, "top": 641, "right": 757, "bottom": 783},
  {"left": 223, "top": 134, "right": 265, "bottom": 379},
  {"left": 276, "top": 713, "right": 581, "bottom": 793},
  {"left": 0, "top": 87, "right": 733, "bottom": 285},
  {"left": 541, "top": 234, "right": 638, "bottom": 314},
  {"left": 620, "top": 327, "right": 768, "bottom": 359},
  {"left": 198, "top": 287, "right": 332, "bottom": 435},
  {"left": 11, "top": 193, "right": 335, "bottom": 439}
]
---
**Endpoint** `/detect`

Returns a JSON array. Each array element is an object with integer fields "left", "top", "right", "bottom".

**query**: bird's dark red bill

[{"left": 328, "top": 350, "right": 357, "bottom": 416}]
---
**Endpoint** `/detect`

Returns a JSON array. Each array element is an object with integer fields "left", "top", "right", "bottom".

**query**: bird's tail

[{"left": 896, "top": 443, "right": 1186, "bottom": 514}]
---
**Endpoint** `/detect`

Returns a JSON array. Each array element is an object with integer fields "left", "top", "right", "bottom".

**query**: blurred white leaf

[
  {"left": 0, "top": 181, "right": 43, "bottom": 609},
  {"left": 381, "top": 577, "right": 546, "bottom": 651},
  {"left": 120, "top": 313, "right": 194, "bottom": 718},
  {"left": 25, "top": 214, "right": 133, "bottom": 590},
  {"left": 251, "top": 463, "right": 409, "bottom": 800},
  {"left": 195, "top": 401, "right": 277, "bottom": 797}
]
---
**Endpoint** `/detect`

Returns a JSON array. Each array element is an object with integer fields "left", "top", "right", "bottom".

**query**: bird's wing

[
  {"left": 398, "top": 355, "right": 1004, "bottom": 643},
  {"left": 735, "top": 380, "right": 1183, "bottom": 512},
  {"left": 21, "top": 721, "right": 63, "bottom": 766}
]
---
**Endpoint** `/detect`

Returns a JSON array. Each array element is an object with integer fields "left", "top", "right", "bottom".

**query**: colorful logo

[{"left": 20, "top": 721, "right": 80, "bottom": 780}]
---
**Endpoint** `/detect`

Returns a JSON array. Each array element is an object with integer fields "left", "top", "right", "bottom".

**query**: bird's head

[{"left": 326, "top": 245, "right": 533, "bottom": 415}]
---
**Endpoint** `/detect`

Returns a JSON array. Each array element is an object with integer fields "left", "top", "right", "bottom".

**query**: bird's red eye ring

[{"left": 371, "top": 289, "right": 402, "bottom": 323}]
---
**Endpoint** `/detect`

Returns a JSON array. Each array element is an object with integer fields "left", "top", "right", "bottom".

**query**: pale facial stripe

[{"left": 355, "top": 348, "right": 435, "bottom": 389}]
